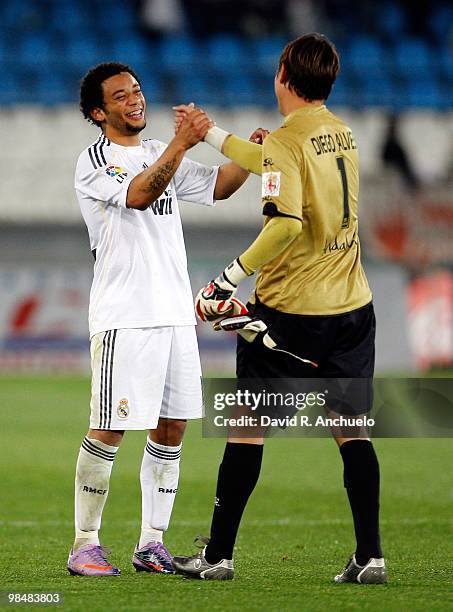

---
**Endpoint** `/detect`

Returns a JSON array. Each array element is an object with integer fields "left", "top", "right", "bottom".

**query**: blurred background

[{"left": 0, "top": 0, "right": 452, "bottom": 375}]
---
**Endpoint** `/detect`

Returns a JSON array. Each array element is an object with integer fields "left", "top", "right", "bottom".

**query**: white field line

[{"left": 1, "top": 517, "right": 452, "bottom": 528}]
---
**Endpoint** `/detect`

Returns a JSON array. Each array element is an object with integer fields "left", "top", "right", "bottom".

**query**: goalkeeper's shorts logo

[{"left": 117, "top": 398, "right": 130, "bottom": 419}]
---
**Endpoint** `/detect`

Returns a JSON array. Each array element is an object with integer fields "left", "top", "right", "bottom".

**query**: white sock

[
  {"left": 139, "top": 438, "right": 182, "bottom": 549},
  {"left": 74, "top": 437, "right": 119, "bottom": 551}
]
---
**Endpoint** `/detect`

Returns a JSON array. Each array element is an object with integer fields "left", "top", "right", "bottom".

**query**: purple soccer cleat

[
  {"left": 132, "top": 541, "right": 175, "bottom": 574},
  {"left": 67, "top": 544, "right": 121, "bottom": 576}
]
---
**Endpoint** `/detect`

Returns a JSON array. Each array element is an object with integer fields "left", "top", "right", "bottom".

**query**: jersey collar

[
  {"left": 284, "top": 104, "right": 327, "bottom": 125},
  {"left": 102, "top": 134, "right": 145, "bottom": 153}
]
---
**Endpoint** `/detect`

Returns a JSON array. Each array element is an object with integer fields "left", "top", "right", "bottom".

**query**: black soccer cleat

[
  {"left": 172, "top": 536, "right": 234, "bottom": 580},
  {"left": 334, "top": 554, "right": 387, "bottom": 584}
]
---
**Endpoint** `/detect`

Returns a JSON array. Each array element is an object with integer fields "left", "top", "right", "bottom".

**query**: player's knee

[
  {"left": 88, "top": 428, "right": 124, "bottom": 446},
  {"left": 151, "top": 418, "right": 187, "bottom": 445}
]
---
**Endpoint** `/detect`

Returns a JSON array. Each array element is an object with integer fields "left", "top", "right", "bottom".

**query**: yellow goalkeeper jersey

[{"left": 254, "top": 104, "right": 372, "bottom": 316}]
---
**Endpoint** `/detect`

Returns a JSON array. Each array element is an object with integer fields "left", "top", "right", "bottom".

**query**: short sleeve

[
  {"left": 173, "top": 157, "right": 219, "bottom": 206},
  {"left": 261, "top": 133, "right": 303, "bottom": 221},
  {"left": 75, "top": 150, "right": 133, "bottom": 209}
]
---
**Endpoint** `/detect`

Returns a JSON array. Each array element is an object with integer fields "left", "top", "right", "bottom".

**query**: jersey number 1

[{"left": 336, "top": 156, "right": 350, "bottom": 229}]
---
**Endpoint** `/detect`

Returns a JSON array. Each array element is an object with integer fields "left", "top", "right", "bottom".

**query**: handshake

[
  {"left": 171, "top": 102, "right": 268, "bottom": 150},
  {"left": 170, "top": 103, "right": 212, "bottom": 150}
]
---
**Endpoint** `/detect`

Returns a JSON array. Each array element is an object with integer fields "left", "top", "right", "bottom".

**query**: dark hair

[
  {"left": 80, "top": 62, "right": 141, "bottom": 126},
  {"left": 278, "top": 33, "right": 340, "bottom": 101}
]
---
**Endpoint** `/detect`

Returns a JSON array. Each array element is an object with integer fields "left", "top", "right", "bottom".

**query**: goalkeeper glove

[
  {"left": 195, "top": 258, "right": 249, "bottom": 323},
  {"left": 216, "top": 315, "right": 268, "bottom": 342},
  {"left": 217, "top": 314, "right": 319, "bottom": 368}
]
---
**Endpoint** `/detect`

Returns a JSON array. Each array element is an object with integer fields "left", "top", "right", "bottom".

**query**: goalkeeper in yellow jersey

[{"left": 172, "top": 33, "right": 386, "bottom": 584}]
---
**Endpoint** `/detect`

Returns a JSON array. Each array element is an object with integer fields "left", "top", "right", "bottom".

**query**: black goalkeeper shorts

[{"left": 236, "top": 299, "right": 376, "bottom": 416}]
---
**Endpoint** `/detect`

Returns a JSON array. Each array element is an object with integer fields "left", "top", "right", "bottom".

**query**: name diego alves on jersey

[{"left": 311, "top": 130, "right": 357, "bottom": 156}]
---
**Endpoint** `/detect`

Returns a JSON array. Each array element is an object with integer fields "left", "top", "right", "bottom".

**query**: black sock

[
  {"left": 205, "top": 442, "right": 263, "bottom": 564},
  {"left": 340, "top": 439, "right": 382, "bottom": 566}
]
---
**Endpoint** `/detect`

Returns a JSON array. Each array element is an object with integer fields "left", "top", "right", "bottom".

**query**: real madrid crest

[{"left": 117, "top": 398, "right": 130, "bottom": 419}]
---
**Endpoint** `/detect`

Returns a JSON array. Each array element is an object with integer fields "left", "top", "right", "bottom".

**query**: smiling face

[{"left": 90, "top": 72, "right": 146, "bottom": 138}]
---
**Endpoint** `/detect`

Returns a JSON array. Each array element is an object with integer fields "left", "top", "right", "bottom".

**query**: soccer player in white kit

[{"left": 67, "top": 63, "right": 258, "bottom": 576}]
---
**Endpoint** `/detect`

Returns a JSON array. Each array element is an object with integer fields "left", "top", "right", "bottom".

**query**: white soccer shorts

[{"left": 89, "top": 326, "right": 203, "bottom": 430}]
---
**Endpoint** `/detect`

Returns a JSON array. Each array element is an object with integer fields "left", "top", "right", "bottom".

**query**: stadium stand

[{"left": 0, "top": 0, "right": 451, "bottom": 108}]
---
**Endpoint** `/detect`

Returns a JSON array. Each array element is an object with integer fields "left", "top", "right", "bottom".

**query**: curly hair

[
  {"left": 278, "top": 33, "right": 340, "bottom": 102},
  {"left": 80, "top": 62, "right": 141, "bottom": 127}
]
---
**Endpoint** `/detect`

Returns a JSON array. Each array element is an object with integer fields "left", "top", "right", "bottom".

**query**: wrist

[
  {"left": 205, "top": 126, "right": 230, "bottom": 152},
  {"left": 221, "top": 258, "right": 250, "bottom": 287},
  {"left": 171, "top": 133, "right": 193, "bottom": 153}
]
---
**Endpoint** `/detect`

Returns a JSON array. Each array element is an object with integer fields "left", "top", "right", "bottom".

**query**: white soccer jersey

[{"left": 75, "top": 134, "right": 218, "bottom": 337}]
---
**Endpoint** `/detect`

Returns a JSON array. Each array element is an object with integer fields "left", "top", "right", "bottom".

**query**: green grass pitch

[{"left": 1, "top": 376, "right": 453, "bottom": 611}]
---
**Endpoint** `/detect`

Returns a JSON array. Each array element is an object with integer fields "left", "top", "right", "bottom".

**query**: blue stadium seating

[
  {"left": 17, "top": 34, "right": 55, "bottom": 67},
  {"left": 205, "top": 35, "right": 248, "bottom": 72},
  {"left": 222, "top": 72, "right": 257, "bottom": 106},
  {"left": 176, "top": 74, "right": 224, "bottom": 107},
  {"left": 347, "top": 37, "right": 387, "bottom": 78},
  {"left": 251, "top": 37, "right": 286, "bottom": 73},
  {"left": 32, "top": 71, "right": 73, "bottom": 105},
  {"left": 110, "top": 37, "right": 153, "bottom": 68},
  {"left": 429, "top": 4, "right": 453, "bottom": 43},
  {"left": 329, "top": 77, "right": 352, "bottom": 108},
  {"left": 158, "top": 36, "right": 202, "bottom": 73},
  {"left": 394, "top": 38, "right": 433, "bottom": 79},
  {"left": 136, "top": 73, "right": 165, "bottom": 105},
  {"left": 0, "top": 37, "right": 8, "bottom": 64},
  {"left": 0, "top": 0, "right": 449, "bottom": 110},
  {"left": 406, "top": 79, "right": 444, "bottom": 109},
  {"left": 444, "top": 82, "right": 453, "bottom": 110},
  {"left": 63, "top": 37, "right": 103, "bottom": 74},
  {"left": 251, "top": 71, "right": 276, "bottom": 107},
  {"left": 359, "top": 76, "right": 398, "bottom": 108},
  {"left": 51, "top": 3, "right": 87, "bottom": 32},
  {"left": 440, "top": 49, "right": 453, "bottom": 80},
  {"left": 0, "top": 73, "right": 20, "bottom": 105},
  {"left": 98, "top": 4, "right": 137, "bottom": 31},
  {"left": 376, "top": 3, "right": 407, "bottom": 40},
  {"left": 2, "top": 0, "right": 42, "bottom": 29}
]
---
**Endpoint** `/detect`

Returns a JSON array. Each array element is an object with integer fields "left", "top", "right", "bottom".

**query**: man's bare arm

[
  {"left": 126, "top": 109, "right": 212, "bottom": 210},
  {"left": 214, "top": 162, "right": 249, "bottom": 200}
]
